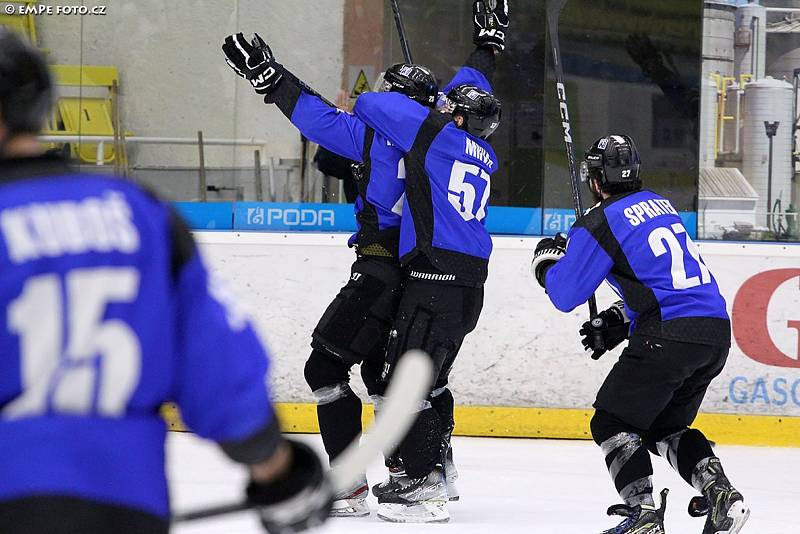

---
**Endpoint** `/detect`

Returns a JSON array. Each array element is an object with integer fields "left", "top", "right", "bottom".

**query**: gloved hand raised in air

[
  {"left": 473, "top": 0, "right": 510, "bottom": 52},
  {"left": 531, "top": 233, "right": 567, "bottom": 288},
  {"left": 579, "top": 301, "right": 630, "bottom": 360},
  {"left": 222, "top": 32, "right": 283, "bottom": 95}
]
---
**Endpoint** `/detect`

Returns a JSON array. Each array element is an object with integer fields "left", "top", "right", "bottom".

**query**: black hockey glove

[
  {"left": 223, "top": 32, "right": 284, "bottom": 95},
  {"left": 579, "top": 300, "right": 630, "bottom": 360},
  {"left": 473, "top": 0, "right": 509, "bottom": 52},
  {"left": 531, "top": 233, "right": 567, "bottom": 288},
  {"left": 246, "top": 440, "right": 332, "bottom": 534}
]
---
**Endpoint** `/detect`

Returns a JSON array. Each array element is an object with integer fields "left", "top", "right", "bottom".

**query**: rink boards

[{"left": 185, "top": 232, "right": 800, "bottom": 446}]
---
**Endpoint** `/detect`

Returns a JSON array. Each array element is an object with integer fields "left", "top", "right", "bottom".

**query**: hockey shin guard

[
  {"left": 315, "top": 386, "right": 362, "bottom": 462},
  {"left": 654, "top": 428, "right": 715, "bottom": 487},
  {"left": 592, "top": 411, "right": 654, "bottom": 507}
]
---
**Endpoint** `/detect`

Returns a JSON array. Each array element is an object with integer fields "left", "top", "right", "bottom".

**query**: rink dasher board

[{"left": 184, "top": 232, "right": 800, "bottom": 447}]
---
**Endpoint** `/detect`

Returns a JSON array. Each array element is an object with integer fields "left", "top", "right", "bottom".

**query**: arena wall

[
  {"left": 38, "top": 0, "right": 345, "bottom": 167},
  {"left": 190, "top": 232, "right": 800, "bottom": 445}
]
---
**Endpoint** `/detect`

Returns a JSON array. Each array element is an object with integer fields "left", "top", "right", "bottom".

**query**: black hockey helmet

[
  {"left": 445, "top": 84, "right": 501, "bottom": 139},
  {"left": 380, "top": 63, "right": 438, "bottom": 108},
  {"left": 0, "top": 29, "right": 52, "bottom": 137},
  {"left": 580, "top": 135, "right": 642, "bottom": 194}
]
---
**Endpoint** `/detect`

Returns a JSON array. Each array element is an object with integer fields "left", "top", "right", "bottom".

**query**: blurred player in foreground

[
  {"left": 0, "top": 29, "right": 330, "bottom": 534},
  {"left": 531, "top": 135, "right": 749, "bottom": 534}
]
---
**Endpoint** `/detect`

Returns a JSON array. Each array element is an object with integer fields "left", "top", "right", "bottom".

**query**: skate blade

[
  {"left": 377, "top": 502, "right": 450, "bottom": 523},
  {"left": 446, "top": 481, "right": 460, "bottom": 502},
  {"left": 719, "top": 502, "right": 750, "bottom": 534},
  {"left": 329, "top": 499, "right": 370, "bottom": 518}
]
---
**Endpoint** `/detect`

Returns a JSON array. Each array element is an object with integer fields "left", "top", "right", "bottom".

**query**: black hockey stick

[
  {"left": 546, "top": 0, "right": 604, "bottom": 357},
  {"left": 389, "top": 0, "right": 414, "bottom": 64},
  {"left": 173, "top": 350, "right": 433, "bottom": 523}
]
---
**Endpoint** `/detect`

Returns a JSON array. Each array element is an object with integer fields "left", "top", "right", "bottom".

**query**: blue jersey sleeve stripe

[
  {"left": 291, "top": 91, "right": 366, "bottom": 163},
  {"left": 545, "top": 226, "right": 614, "bottom": 312}
]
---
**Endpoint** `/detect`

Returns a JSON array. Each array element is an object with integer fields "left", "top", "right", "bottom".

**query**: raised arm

[
  {"left": 441, "top": 1, "right": 508, "bottom": 98},
  {"left": 223, "top": 32, "right": 366, "bottom": 162}
]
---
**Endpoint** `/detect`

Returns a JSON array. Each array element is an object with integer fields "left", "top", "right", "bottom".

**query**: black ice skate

[
  {"left": 602, "top": 488, "right": 668, "bottom": 534},
  {"left": 689, "top": 458, "right": 750, "bottom": 534},
  {"left": 376, "top": 467, "right": 449, "bottom": 523},
  {"left": 372, "top": 455, "right": 406, "bottom": 498},
  {"left": 372, "top": 449, "right": 459, "bottom": 502}
]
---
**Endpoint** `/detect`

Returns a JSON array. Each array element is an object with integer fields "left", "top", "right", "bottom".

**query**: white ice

[{"left": 169, "top": 432, "right": 798, "bottom": 534}]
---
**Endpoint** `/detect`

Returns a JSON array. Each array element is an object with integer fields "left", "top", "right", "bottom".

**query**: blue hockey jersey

[
  {"left": 545, "top": 189, "right": 731, "bottom": 346},
  {"left": 269, "top": 78, "right": 405, "bottom": 255},
  {"left": 353, "top": 67, "right": 497, "bottom": 285},
  {"left": 0, "top": 156, "right": 278, "bottom": 518}
]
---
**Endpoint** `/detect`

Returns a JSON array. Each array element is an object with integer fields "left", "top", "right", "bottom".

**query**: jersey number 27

[
  {"left": 648, "top": 223, "right": 711, "bottom": 289},
  {"left": 4, "top": 267, "right": 141, "bottom": 419}
]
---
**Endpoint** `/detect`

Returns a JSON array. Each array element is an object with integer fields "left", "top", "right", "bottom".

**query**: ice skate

[
  {"left": 376, "top": 467, "right": 449, "bottom": 523},
  {"left": 601, "top": 488, "right": 668, "bottom": 534},
  {"left": 444, "top": 444, "right": 460, "bottom": 501},
  {"left": 373, "top": 452, "right": 460, "bottom": 502},
  {"left": 689, "top": 459, "right": 750, "bottom": 534},
  {"left": 372, "top": 455, "right": 406, "bottom": 498},
  {"left": 329, "top": 478, "right": 370, "bottom": 517}
]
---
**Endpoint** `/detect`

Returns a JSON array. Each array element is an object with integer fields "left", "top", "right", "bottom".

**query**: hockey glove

[
  {"left": 223, "top": 32, "right": 284, "bottom": 95},
  {"left": 246, "top": 440, "right": 332, "bottom": 534},
  {"left": 531, "top": 233, "right": 567, "bottom": 288},
  {"left": 579, "top": 300, "right": 630, "bottom": 360},
  {"left": 473, "top": 0, "right": 509, "bottom": 52}
]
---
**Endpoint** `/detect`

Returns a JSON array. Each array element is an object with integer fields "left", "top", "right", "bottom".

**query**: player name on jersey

[
  {"left": 623, "top": 198, "right": 678, "bottom": 227},
  {"left": 465, "top": 137, "right": 494, "bottom": 169},
  {"left": 0, "top": 191, "right": 140, "bottom": 264}
]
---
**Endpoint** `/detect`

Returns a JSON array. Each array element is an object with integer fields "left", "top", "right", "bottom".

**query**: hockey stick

[
  {"left": 389, "top": 0, "right": 414, "bottom": 64},
  {"left": 172, "top": 349, "right": 433, "bottom": 523},
  {"left": 546, "top": 0, "right": 604, "bottom": 357}
]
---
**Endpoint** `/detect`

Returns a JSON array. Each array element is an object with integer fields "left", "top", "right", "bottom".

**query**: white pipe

[
  {"left": 96, "top": 140, "right": 104, "bottom": 166},
  {"left": 735, "top": 87, "right": 742, "bottom": 155},
  {"left": 38, "top": 135, "right": 268, "bottom": 147},
  {"left": 267, "top": 156, "right": 276, "bottom": 202},
  {"left": 765, "top": 7, "right": 800, "bottom": 13}
]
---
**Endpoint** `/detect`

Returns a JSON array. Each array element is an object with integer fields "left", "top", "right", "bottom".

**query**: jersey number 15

[{"left": 4, "top": 267, "right": 142, "bottom": 419}]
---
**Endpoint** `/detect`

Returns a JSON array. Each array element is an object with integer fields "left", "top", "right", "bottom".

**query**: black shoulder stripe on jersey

[
  {"left": 584, "top": 209, "right": 662, "bottom": 324},
  {"left": 265, "top": 72, "right": 303, "bottom": 120},
  {"left": 464, "top": 45, "right": 496, "bottom": 84},
  {"left": 219, "top": 408, "right": 283, "bottom": 464},
  {"left": 403, "top": 110, "right": 443, "bottom": 258}
]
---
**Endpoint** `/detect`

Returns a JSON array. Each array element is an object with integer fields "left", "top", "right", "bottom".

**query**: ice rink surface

[{"left": 169, "top": 432, "right": 798, "bottom": 534}]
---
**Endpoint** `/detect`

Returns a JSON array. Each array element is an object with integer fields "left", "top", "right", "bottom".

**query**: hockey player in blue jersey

[
  {"left": 222, "top": 1, "right": 504, "bottom": 521},
  {"left": 348, "top": 1, "right": 506, "bottom": 523},
  {"left": 0, "top": 30, "right": 331, "bottom": 534},
  {"left": 531, "top": 135, "right": 749, "bottom": 534}
]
